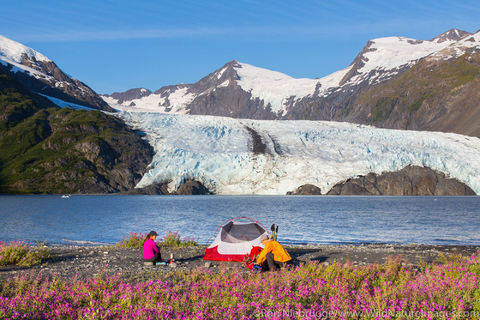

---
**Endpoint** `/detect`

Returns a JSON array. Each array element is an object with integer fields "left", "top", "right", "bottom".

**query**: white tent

[{"left": 203, "top": 217, "right": 268, "bottom": 261}]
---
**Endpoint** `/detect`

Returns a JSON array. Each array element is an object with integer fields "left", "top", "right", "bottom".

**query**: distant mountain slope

[
  {"left": 345, "top": 46, "right": 480, "bottom": 137},
  {"left": 103, "top": 29, "right": 480, "bottom": 137},
  {"left": 116, "top": 112, "right": 480, "bottom": 195},
  {"left": 0, "top": 72, "right": 152, "bottom": 193},
  {"left": 0, "top": 35, "right": 112, "bottom": 111}
]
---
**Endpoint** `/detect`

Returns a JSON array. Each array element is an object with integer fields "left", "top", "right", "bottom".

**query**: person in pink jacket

[{"left": 143, "top": 231, "right": 162, "bottom": 264}]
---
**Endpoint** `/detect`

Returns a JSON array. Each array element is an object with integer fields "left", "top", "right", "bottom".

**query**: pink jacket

[{"left": 143, "top": 238, "right": 160, "bottom": 259}]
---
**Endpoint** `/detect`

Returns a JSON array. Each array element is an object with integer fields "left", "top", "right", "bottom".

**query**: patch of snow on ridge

[
  {"left": 233, "top": 62, "right": 318, "bottom": 114},
  {"left": 430, "top": 30, "right": 480, "bottom": 61},
  {"left": 103, "top": 87, "right": 195, "bottom": 113},
  {"left": 234, "top": 62, "right": 351, "bottom": 115},
  {"left": 105, "top": 93, "right": 165, "bottom": 112},
  {"left": 218, "top": 80, "right": 230, "bottom": 88},
  {"left": 116, "top": 112, "right": 480, "bottom": 195},
  {"left": 0, "top": 35, "right": 50, "bottom": 63},
  {"left": 0, "top": 55, "right": 53, "bottom": 81},
  {"left": 216, "top": 66, "right": 227, "bottom": 79},
  {"left": 356, "top": 37, "right": 456, "bottom": 77},
  {"left": 166, "top": 87, "right": 196, "bottom": 114},
  {"left": 39, "top": 94, "right": 95, "bottom": 110}
]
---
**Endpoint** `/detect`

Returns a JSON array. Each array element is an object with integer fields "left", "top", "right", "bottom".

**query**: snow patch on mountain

[
  {"left": 429, "top": 30, "right": 480, "bottom": 60},
  {"left": 39, "top": 94, "right": 95, "bottom": 111},
  {"left": 345, "top": 36, "right": 459, "bottom": 86},
  {"left": 0, "top": 35, "right": 50, "bottom": 64},
  {"left": 0, "top": 55, "right": 53, "bottom": 81},
  {"left": 217, "top": 66, "right": 227, "bottom": 79},
  {"left": 218, "top": 80, "right": 230, "bottom": 88},
  {"left": 103, "top": 94, "right": 165, "bottom": 112},
  {"left": 234, "top": 62, "right": 351, "bottom": 115},
  {"left": 360, "top": 37, "right": 453, "bottom": 71},
  {"left": 166, "top": 87, "right": 196, "bottom": 113},
  {"left": 104, "top": 86, "right": 195, "bottom": 113},
  {"left": 0, "top": 35, "right": 55, "bottom": 82},
  {"left": 116, "top": 112, "right": 480, "bottom": 195},
  {"left": 233, "top": 62, "right": 319, "bottom": 114}
]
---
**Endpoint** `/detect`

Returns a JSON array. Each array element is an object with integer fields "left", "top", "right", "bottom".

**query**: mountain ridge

[
  {"left": 0, "top": 35, "right": 112, "bottom": 111},
  {"left": 103, "top": 28, "right": 480, "bottom": 137}
]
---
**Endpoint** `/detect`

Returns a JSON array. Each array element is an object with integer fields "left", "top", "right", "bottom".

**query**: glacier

[{"left": 116, "top": 112, "right": 480, "bottom": 195}]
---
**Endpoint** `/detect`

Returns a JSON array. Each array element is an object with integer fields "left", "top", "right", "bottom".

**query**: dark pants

[
  {"left": 261, "top": 252, "right": 284, "bottom": 271},
  {"left": 143, "top": 252, "right": 162, "bottom": 263}
]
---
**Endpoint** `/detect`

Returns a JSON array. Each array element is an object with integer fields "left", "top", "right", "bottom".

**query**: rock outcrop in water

[
  {"left": 287, "top": 184, "right": 322, "bottom": 195},
  {"left": 326, "top": 166, "right": 476, "bottom": 195}
]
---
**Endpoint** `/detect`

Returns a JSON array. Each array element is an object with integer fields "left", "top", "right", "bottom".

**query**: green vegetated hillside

[
  {"left": 0, "top": 72, "right": 153, "bottom": 194},
  {"left": 349, "top": 50, "right": 480, "bottom": 137}
]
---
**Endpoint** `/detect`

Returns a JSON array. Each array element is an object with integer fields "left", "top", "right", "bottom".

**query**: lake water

[{"left": 0, "top": 195, "right": 479, "bottom": 246}]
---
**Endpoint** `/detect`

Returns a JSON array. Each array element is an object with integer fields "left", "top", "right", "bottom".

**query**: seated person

[
  {"left": 143, "top": 231, "right": 162, "bottom": 263},
  {"left": 256, "top": 235, "right": 291, "bottom": 271}
]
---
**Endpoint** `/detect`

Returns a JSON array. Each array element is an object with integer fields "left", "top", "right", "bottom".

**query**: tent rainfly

[{"left": 203, "top": 217, "right": 268, "bottom": 262}]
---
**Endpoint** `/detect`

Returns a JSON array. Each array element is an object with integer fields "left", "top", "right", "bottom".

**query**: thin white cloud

[
  {"left": 15, "top": 27, "right": 230, "bottom": 42},
  {"left": 10, "top": 19, "right": 473, "bottom": 43}
]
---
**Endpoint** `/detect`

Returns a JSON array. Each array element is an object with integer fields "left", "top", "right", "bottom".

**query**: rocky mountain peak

[
  {"left": 432, "top": 28, "right": 471, "bottom": 43},
  {"left": 179, "top": 60, "right": 241, "bottom": 94},
  {"left": 0, "top": 35, "right": 111, "bottom": 111},
  {"left": 210, "top": 60, "right": 241, "bottom": 82},
  {"left": 339, "top": 40, "right": 376, "bottom": 85},
  {"left": 108, "top": 88, "right": 152, "bottom": 103}
]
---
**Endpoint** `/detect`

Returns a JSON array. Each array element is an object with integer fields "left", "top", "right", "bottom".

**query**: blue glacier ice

[{"left": 116, "top": 112, "right": 480, "bottom": 195}]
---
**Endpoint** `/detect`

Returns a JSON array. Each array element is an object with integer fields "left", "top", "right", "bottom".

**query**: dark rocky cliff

[
  {"left": 287, "top": 184, "right": 322, "bottom": 195},
  {"left": 326, "top": 166, "right": 475, "bottom": 196}
]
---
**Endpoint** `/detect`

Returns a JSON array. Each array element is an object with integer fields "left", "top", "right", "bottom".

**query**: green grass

[
  {"left": 371, "top": 97, "right": 395, "bottom": 122},
  {"left": 0, "top": 241, "right": 50, "bottom": 267},
  {"left": 116, "top": 233, "right": 146, "bottom": 249},
  {"left": 117, "top": 232, "right": 198, "bottom": 248},
  {"left": 161, "top": 231, "right": 198, "bottom": 247}
]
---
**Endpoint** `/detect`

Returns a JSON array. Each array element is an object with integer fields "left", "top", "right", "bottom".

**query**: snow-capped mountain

[
  {"left": 104, "top": 29, "right": 478, "bottom": 125},
  {"left": 428, "top": 29, "right": 480, "bottom": 60},
  {"left": 0, "top": 35, "right": 111, "bottom": 111},
  {"left": 116, "top": 112, "right": 480, "bottom": 195}
]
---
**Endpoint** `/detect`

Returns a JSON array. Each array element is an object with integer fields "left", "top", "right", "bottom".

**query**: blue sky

[{"left": 1, "top": 0, "right": 479, "bottom": 94}]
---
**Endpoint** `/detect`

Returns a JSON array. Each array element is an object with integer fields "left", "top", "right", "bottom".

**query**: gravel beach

[{"left": 1, "top": 244, "right": 479, "bottom": 281}]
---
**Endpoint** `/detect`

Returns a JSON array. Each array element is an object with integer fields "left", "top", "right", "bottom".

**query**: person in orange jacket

[{"left": 256, "top": 235, "right": 291, "bottom": 271}]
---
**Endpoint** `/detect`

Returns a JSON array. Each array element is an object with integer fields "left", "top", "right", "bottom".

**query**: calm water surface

[{"left": 0, "top": 195, "right": 479, "bottom": 245}]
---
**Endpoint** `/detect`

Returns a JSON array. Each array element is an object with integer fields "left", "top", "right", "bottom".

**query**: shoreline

[{"left": 1, "top": 243, "right": 479, "bottom": 281}]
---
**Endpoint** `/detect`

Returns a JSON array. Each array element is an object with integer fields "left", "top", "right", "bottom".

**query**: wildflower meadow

[
  {"left": 0, "top": 241, "right": 50, "bottom": 267},
  {"left": 1, "top": 251, "right": 480, "bottom": 319}
]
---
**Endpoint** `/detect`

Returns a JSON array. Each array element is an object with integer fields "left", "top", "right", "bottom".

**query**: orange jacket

[{"left": 256, "top": 240, "right": 291, "bottom": 264}]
